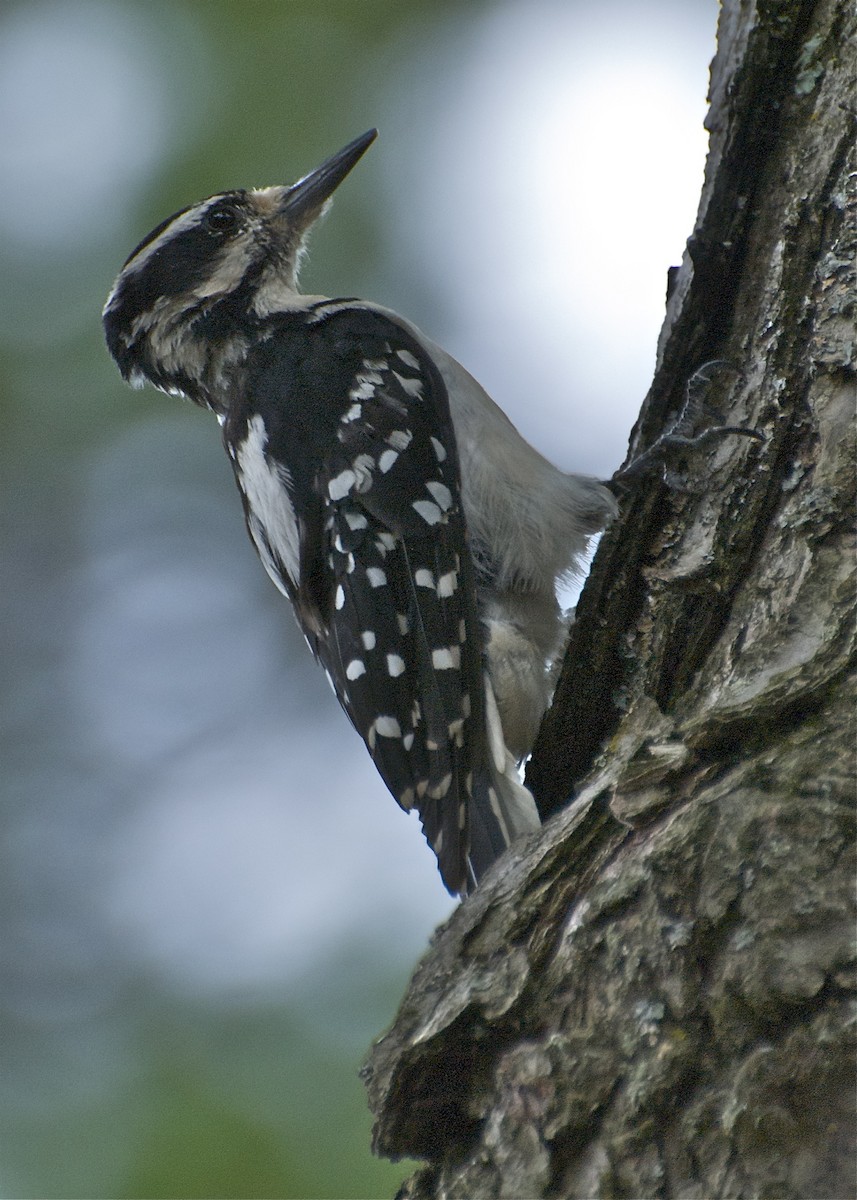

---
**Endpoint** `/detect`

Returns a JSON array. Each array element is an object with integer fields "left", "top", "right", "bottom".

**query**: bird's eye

[{"left": 205, "top": 204, "right": 239, "bottom": 234}]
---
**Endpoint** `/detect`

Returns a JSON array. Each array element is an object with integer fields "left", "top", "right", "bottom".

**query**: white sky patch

[
  {"left": 378, "top": 0, "right": 717, "bottom": 478},
  {"left": 74, "top": 421, "right": 453, "bottom": 998},
  {"left": 103, "top": 722, "right": 452, "bottom": 994},
  {"left": 0, "top": 0, "right": 210, "bottom": 256}
]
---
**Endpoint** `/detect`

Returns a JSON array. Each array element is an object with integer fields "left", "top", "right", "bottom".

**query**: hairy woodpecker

[{"left": 103, "top": 130, "right": 617, "bottom": 895}]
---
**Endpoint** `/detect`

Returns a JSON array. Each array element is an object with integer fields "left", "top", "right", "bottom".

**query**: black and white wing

[{"left": 225, "top": 304, "right": 510, "bottom": 893}]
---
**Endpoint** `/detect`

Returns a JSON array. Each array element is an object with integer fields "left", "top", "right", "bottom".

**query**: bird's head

[{"left": 103, "top": 129, "right": 377, "bottom": 403}]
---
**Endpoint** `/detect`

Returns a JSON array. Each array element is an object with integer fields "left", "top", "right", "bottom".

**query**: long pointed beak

[{"left": 281, "top": 129, "right": 377, "bottom": 222}]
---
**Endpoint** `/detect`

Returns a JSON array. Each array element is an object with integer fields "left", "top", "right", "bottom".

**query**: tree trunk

[{"left": 362, "top": 0, "right": 856, "bottom": 1196}]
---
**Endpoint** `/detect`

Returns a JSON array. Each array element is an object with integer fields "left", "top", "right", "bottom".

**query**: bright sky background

[{"left": 379, "top": 0, "right": 715, "bottom": 476}]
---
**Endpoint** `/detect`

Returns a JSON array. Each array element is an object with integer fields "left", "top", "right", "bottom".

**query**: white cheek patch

[
  {"left": 236, "top": 414, "right": 300, "bottom": 588},
  {"left": 191, "top": 237, "right": 255, "bottom": 300}
]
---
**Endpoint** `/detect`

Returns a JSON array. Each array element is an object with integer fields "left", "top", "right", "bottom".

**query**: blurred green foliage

[
  {"left": 116, "top": 1002, "right": 410, "bottom": 1199},
  {"left": 1, "top": 2, "right": 469, "bottom": 1196}
]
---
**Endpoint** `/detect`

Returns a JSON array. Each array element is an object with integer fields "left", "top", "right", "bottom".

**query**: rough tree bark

[{"left": 362, "top": 0, "right": 855, "bottom": 1196}]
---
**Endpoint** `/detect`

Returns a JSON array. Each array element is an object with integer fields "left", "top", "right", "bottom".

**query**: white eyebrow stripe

[{"left": 119, "top": 199, "right": 219, "bottom": 278}]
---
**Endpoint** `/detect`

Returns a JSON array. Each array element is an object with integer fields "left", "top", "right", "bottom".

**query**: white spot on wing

[
  {"left": 361, "top": 630, "right": 376, "bottom": 650},
  {"left": 431, "top": 647, "right": 461, "bottom": 670},
  {"left": 393, "top": 372, "right": 423, "bottom": 398},
  {"left": 414, "top": 569, "right": 435, "bottom": 589},
  {"left": 350, "top": 379, "right": 378, "bottom": 401},
  {"left": 378, "top": 449, "right": 398, "bottom": 473},
  {"left": 373, "top": 715, "right": 403, "bottom": 738},
  {"left": 346, "top": 659, "right": 366, "bottom": 680},
  {"left": 352, "top": 453, "right": 375, "bottom": 492},
  {"left": 395, "top": 348, "right": 420, "bottom": 369},
  {"left": 329, "top": 469, "right": 356, "bottom": 501},
  {"left": 428, "top": 774, "right": 452, "bottom": 799},
  {"left": 350, "top": 364, "right": 385, "bottom": 402},
  {"left": 412, "top": 499, "right": 443, "bottom": 525},
  {"left": 386, "top": 653, "right": 406, "bottom": 677},
  {"left": 430, "top": 437, "right": 447, "bottom": 462},
  {"left": 426, "top": 480, "right": 453, "bottom": 510},
  {"left": 438, "top": 569, "right": 458, "bottom": 597},
  {"left": 366, "top": 567, "right": 387, "bottom": 587}
]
